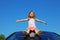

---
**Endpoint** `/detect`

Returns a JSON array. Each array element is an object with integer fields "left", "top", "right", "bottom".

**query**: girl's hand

[
  {"left": 16, "top": 20, "right": 19, "bottom": 23},
  {"left": 44, "top": 22, "right": 47, "bottom": 25}
]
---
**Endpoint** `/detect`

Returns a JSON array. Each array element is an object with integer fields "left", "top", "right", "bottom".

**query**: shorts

[{"left": 28, "top": 26, "right": 37, "bottom": 31}]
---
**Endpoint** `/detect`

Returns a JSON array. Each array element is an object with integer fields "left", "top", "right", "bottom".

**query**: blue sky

[{"left": 0, "top": 0, "right": 60, "bottom": 37}]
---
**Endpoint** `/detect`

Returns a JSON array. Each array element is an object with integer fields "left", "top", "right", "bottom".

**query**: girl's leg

[
  {"left": 35, "top": 29, "right": 39, "bottom": 34},
  {"left": 26, "top": 29, "right": 30, "bottom": 34}
]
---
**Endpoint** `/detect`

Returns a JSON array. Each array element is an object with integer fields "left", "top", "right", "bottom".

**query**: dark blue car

[{"left": 6, "top": 31, "right": 60, "bottom": 40}]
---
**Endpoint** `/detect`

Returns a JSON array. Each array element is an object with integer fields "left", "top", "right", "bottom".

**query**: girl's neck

[{"left": 28, "top": 18, "right": 36, "bottom": 20}]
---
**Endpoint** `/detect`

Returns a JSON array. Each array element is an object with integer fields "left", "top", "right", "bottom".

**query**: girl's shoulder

[{"left": 27, "top": 18, "right": 30, "bottom": 20}]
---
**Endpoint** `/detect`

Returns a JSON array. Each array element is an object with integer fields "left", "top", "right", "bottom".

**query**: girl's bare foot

[
  {"left": 23, "top": 31, "right": 28, "bottom": 35},
  {"left": 37, "top": 30, "right": 43, "bottom": 35}
]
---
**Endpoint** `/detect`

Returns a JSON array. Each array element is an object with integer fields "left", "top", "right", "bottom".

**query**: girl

[{"left": 16, "top": 10, "right": 47, "bottom": 34}]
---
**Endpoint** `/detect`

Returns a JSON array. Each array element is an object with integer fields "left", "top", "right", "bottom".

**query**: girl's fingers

[
  {"left": 44, "top": 22, "right": 47, "bottom": 25},
  {"left": 16, "top": 20, "right": 19, "bottom": 22}
]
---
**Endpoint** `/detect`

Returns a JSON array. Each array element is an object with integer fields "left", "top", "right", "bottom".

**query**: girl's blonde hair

[{"left": 28, "top": 10, "right": 36, "bottom": 19}]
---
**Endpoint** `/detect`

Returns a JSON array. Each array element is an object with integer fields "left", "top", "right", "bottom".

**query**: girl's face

[{"left": 29, "top": 12, "right": 34, "bottom": 17}]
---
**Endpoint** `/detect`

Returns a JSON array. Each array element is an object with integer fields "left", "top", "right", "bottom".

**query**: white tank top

[{"left": 28, "top": 18, "right": 36, "bottom": 27}]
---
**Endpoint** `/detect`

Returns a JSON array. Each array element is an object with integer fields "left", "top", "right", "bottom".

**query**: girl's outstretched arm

[
  {"left": 16, "top": 18, "right": 28, "bottom": 23},
  {"left": 36, "top": 18, "right": 47, "bottom": 25}
]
